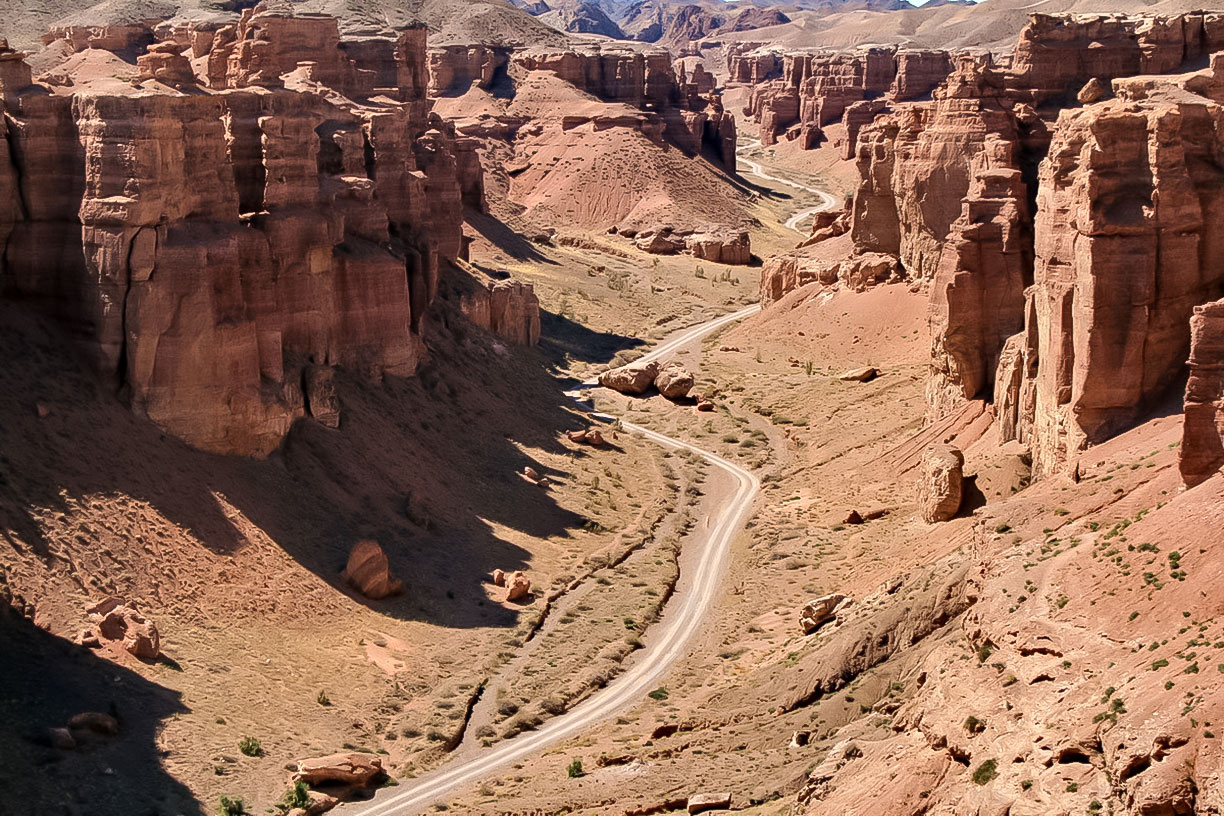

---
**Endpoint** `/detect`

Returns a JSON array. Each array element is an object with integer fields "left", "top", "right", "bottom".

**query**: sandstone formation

[
  {"left": 800, "top": 593, "right": 850, "bottom": 635},
  {"left": 599, "top": 360, "right": 662, "bottom": 395},
  {"left": 340, "top": 540, "right": 404, "bottom": 600},
  {"left": 509, "top": 45, "right": 738, "bottom": 173},
  {"left": 685, "top": 231, "right": 750, "bottom": 265},
  {"left": 917, "top": 445, "right": 964, "bottom": 523},
  {"left": 1179, "top": 299, "right": 1224, "bottom": 487},
  {"left": 427, "top": 45, "right": 510, "bottom": 97},
  {"left": 459, "top": 278, "right": 543, "bottom": 346},
  {"left": 654, "top": 361, "right": 695, "bottom": 399},
  {"left": 686, "top": 792, "right": 731, "bottom": 814},
  {"left": 756, "top": 14, "right": 1224, "bottom": 479},
  {"left": 293, "top": 753, "right": 385, "bottom": 787},
  {"left": 87, "top": 598, "right": 160, "bottom": 660},
  {"left": 0, "top": 12, "right": 481, "bottom": 458},
  {"left": 997, "top": 89, "right": 1224, "bottom": 477}
]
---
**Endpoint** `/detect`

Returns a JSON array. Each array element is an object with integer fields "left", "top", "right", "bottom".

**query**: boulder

[
  {"left": 838, "top": 367, "right": 879, "bottom": 382},
  {"left": 1077, "top": 76, "right": 1106, "bottom": 103},
  {"left": 505, "top": 571, "right": 531, "bottom": 602},
  {"left": 599, "top": 360, "right": 661, "bottom": 395},
  {"left": 687, "top": 792, "right": 731, "bottom": 813},
  {"left": 68, "top": 712, "right": 119, "bottom": 735},
  {"left": 586, "top": 429, "right": 605, "bottom": 446},
  {"left": 523, "top": 466, "right": 540, "bottom": 481},
  {"left": 567, "top": 430, "right": 589, "bottom": 443},
  {"left": 340, "top": 540, "right": 403, "bottom": 600},
  {"left": 800, "top": 593, "right": 850, "bottom": 634},
  {"left": 87, "top": 598, "right": 160, "bottom": 660},
  {"left": 292, "top": 752, "right": 385, "bottom": 787},
  {"left": 48, "top": 728, "right": 76, "bottom": 750},
  {"left": 696, "top": 399, "right": 714, "bottom": 412},
  {"left": 654, "top": 361, "right": 695, "bottom": 399},
  {"left": 918, "top": 445, "right": 964, "bottom": 523},
  {"left": 635, "top": 231, "right": 686, "bottom": 255},
  {"left": 686, "top": 231, "right": 751, "bottom": 265},
  {"left": 491, "top": 569, "right": 506, "bottom": 587}
]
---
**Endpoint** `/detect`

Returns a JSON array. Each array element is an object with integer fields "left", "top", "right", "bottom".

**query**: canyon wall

[
  {"left": 761, "top": 13, "right": 1224, "bottom": 478},
  {"left": 510, "top": 45, "right": 738, "bottom": 171},
  {"left": 1180, "top": 299, "right": 1224, "bottom": 487},
  {"left": 2, "top": 10, "right": 535, "bottom": 458}
]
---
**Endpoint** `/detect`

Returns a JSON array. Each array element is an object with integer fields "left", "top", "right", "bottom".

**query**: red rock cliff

[
  {"left": 1180, "top": 299, "right": 1224, "bottom": 487},
  {"left": 0, "top": 14, "right": 476, "bottom": 458}
]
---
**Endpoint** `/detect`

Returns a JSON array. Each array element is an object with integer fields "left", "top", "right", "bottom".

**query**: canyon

[{"left": 1, "top": 3, "right": 1223, "bottom": 816}]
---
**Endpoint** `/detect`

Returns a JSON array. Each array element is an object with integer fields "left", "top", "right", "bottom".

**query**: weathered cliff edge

[
  {"left": 2, "top": 7, "right": 539, "bottom": 458},
  {"left": 757, "top": 13, "right": 1224, "bottom": 479}
]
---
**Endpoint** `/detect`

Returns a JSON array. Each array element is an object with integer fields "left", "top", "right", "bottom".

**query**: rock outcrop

[
  {"left": 427, "top": 45, "right": 510, "bottom": 97},
  {"left": 0, "top": 13, "right": 470, "bottom": 457},
  {"left": 293, "top": 753, "right": 386, "bottom": 787},
  {"left": 998, "top": 94, "right": 1224, "bottom": 477},
  {"left": 87, "top": 598, "right": 160, "bottom": 659},
  {"left": 340, "top": 540, "right": 404, "bottom": 600},
  {"left": 511, "top": 45, "right": 737, "bottom": 172},
  {"left": 459, "top": 277, "right": 542, "bottom": 346},
  {"left": 800, "top": 593, "right": 851, "bottom": 634},
  {"left": 918, "top": 445, "right": 964, "bottom": 523},
  {"left": 1180, "top": 300, "right": 1224, "bottom": 487}
]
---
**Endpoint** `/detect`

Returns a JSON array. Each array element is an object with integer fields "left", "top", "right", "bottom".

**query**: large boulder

[
  {"left": 599, "top": 360, "right": 661, "bottom": 395},
  {"left": 688, "top": 792, "right": 732, "bottom": 813},
  {"left": 292, "top": 752, "right": 385, "bottom": 787},
  {"left": 87, "top": 598, "right": 160, "bottom": 660},
  {"left": 340, "top": 540, "right": 403, "bottom": 600},
  {"left": 918, "top": 445, "right": 964, "bottom": 523},
  {"left": 800, "top": 593, "right": 851, "bottom": 634},
  {"left": 654, "top": 361, "right": 695, "bottom": 399},
  {"left": 505, "top": 570, "right": 532, "bottom": 602},
  {"left": 686, "top": 231, "right": 750, "bottom": 265}
]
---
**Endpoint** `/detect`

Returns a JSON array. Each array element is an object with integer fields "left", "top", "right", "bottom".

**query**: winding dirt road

[
  {"left": 350, "top": 149, "right": 833, "bottom": 816},
  {"left": 737, "top": 139, "right": 839, "bottom": 234}
]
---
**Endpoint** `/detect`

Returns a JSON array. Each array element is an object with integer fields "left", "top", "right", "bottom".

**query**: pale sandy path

[
  {"left": 349, "top": 154, "right": 837, "bottom": 816},
  {"left": 737, "top": 139, "right": 839, "bottom": 234}
]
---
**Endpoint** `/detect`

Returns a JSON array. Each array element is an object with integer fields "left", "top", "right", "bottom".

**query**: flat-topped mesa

[
  {"left": 994, "top": 93, "right": 1224, "bottom": 478},
  {"left": 1180, "top": 300, "right": 1224, "bottom": 488},
  {"left": 510, "top": 45, "right": 737, "bottom": 172},
  {"left": 0, "top": 17, "right": 472, "bottom": 458}
]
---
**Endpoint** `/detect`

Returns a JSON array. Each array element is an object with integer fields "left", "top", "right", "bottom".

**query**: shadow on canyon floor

[
  {"left": 539, "top": 308, "right": 646, "bottom": 370},
  {"left": 0, "top": 294, "right": 597, "bottom": 630},
  {"left": 465, "top": 211, "right": 560, "bottom": 265},
  {"left": 0, "top": 611, "right": 196, "bottom": 816}
]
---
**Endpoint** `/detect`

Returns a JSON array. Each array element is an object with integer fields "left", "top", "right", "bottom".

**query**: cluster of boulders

[
  {"left": 80, "top": 598, "right": 160, "bottom": 660},
  {"left": 567, "top": 427, "right": 606, "bottom": 446},
  {"left": 340, "top": 540, "right": 403, "bottom": 600},
  {"left": 617, "top": 226, "right": 751, "bottom": 265},
  {"left": 598, "top": 359, "right": 695, "bottom": 399},
  {"left": 492, "top": 569, "right": 532, "bottom": 602}
]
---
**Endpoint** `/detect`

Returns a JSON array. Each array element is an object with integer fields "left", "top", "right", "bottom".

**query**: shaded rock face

[
  {"left": 1180, "top": 300, "right": 1224, "bottom": 487},
  {"left": 427, "top": 45, "right": 511, "bottom": 97},
  {"left": 459, "top": 279, "right": 542, "bottom": 346},
  {"left": 513, "top": 45, "right": 737, "bottom": 172},
  {"left": 0, "top": 14, "right": 464, "bottom": 458},
  {"left": 918, "top": 445, "right": 964, "bottom": 523},
  {"left": 1000, "top": 98, "right": 1224, "bottom": 477}
]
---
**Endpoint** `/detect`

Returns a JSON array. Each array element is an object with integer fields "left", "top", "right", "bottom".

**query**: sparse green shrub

[
  {"left": 567, "top": 758, "right": 585, "bottom": 778},
  {"left": 647, "top": 687, "right": 669, "bottom": 701},
  {"left": 283, "top": 782, "right": 310, "bottom": 809},
  {"left": 218, "top": 795, "right": 245, "bottom": 816},
  {"left": 238, "top": 736, "right": 262, "bottom": 757},
  {"left": 316, "top": 690, "right": 331, "bottom": 706},
  {"left": 971, "top": 759, "right": 998, "bottom": 785}
]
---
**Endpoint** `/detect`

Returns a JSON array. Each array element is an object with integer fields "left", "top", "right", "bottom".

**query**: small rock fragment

[{"left": 838, "top": 367, "right": 879, "bottom": 382}]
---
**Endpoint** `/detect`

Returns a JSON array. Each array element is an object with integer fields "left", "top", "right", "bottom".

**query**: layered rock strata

[
  {"left": 1180, "top": 299, "right": 1224, "bottom": 487},
  {"left": 0, "top": 13, "right": 497, "bottom": 457}
]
